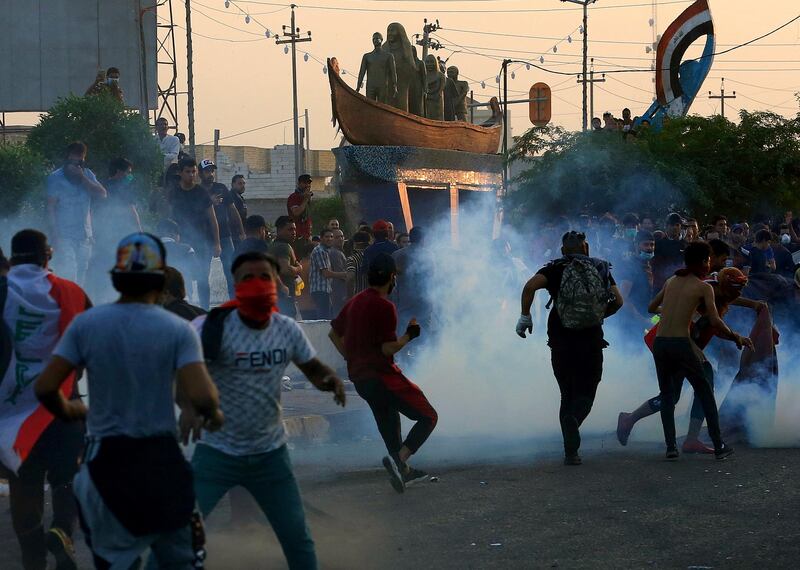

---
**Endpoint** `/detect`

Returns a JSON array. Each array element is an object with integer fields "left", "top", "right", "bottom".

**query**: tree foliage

[
  {"left": 507, "top": 111, "right": 800, "bottom": 225},
  {"left": 0, "top": 142, "right": 47, "bottom": 218},
  {"left": 26, "top": 94, "right": 163, "bottom": 196}
]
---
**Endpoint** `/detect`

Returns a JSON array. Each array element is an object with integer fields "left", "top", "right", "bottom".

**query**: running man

[
  {"left": 187, "top": 251, "right": 346, "bottom": 570},
  {"left": 617, "top": 241, "right": 764, "bottom": 452},
  {"left": 329, "top": 253, "right": 438, "bottom": 493},
  {"left": 0, "top": 230, "right": 91, "bottom": 570},
  {"left": 517, "top": 231, "right": 623, "bottom": 465},
  {"left": 645, "top": 241, "right": 747, "bottom": 460},
  {"left": 35, "top": 233, "right": 223, "bottom": 569}
]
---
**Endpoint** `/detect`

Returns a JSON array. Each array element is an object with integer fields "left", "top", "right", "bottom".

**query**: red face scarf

[{"left": 221, "top": 278, "right": 278, "bottom": 324}]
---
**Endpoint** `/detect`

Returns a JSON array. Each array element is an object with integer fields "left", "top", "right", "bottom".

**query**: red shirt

[
  {"left": 331, "top": 288, "right": 400, "bottom": 380},
  {"left": 286, "top": 191, "right": 312, "bottom": 239}
]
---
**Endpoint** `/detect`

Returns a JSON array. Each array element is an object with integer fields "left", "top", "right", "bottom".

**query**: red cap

[{"left": 372, "top": 219, "right": 391, "bottom": 232}]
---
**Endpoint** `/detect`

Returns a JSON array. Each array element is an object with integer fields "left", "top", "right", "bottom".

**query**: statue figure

[
  {"left": 444, "top": 75, "right": 457, "bottom": 121},
  {"left": 446, "top": 66, "right": 469, "bottom": 122},
  {"left": 424, "top": 54, "right": 445, "bottom": 121},
  {"left": 384, "top": 23, "right": 425, "bottom": 115},
  {"left": 356, "top": 32, "right": 397, "bottom": 104}
]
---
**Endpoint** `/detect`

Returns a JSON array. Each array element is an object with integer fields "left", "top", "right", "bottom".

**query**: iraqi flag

[
  {"left": 655, "top": 0, "right": 714, "bottom": 113},
  {"left": 0, "top": 265, "right": 88, "bottom": 473}
]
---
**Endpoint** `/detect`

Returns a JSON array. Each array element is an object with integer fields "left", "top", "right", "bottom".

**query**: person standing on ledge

[{"left": 287, "top": 174, "right": 314, "bottom": 243}]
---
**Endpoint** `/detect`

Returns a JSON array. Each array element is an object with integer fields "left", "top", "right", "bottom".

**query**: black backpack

[{"left": 200, "top": 306, "right": 236, "bottom": 363}]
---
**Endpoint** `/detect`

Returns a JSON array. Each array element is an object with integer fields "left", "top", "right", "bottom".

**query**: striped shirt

[
  {"left": 309, "top": 244, "right": 332, "bottom": 293},
  {"left": 346, "top": 250, "right": 368, "bottom": 296}
]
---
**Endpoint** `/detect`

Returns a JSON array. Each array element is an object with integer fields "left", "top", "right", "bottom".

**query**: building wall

[{"left": 194, "top": 143, "right": 337, "bottom": 228}]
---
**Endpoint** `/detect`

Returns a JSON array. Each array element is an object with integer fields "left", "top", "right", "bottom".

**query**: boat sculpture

[
  {"left": 636, "top": 0, "right": 715, "bottom": 130},
  {"left": 328, "top": 57, "right": 503, "bottom": 154}
]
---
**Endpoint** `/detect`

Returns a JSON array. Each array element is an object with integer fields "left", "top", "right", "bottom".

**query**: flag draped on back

[{"left": 0, "top": 265, "right": 86, "bottom": 473}]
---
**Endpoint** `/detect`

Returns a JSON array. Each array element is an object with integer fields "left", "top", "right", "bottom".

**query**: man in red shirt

[
  {"left": 329, "top": 254, "right": 437, "bottom": 494},
  {"left": 286, "top": 174, "right": 313, "bottom": 241}
]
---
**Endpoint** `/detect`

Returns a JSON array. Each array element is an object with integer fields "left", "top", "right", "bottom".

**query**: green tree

[
  {"left": 26, "top": 94, "right": 163, "bottom": 201},
  {"left": 0, "top": 142, "right": 47, "bottom": 219},
  {"left": 507, "top": 112, "right": 800, "bottom": 225},
  {"left": 311, "top": 194, "right": 349, "bottom": 235}
]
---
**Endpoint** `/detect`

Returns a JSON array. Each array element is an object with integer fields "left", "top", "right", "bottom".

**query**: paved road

[{"left": 3, "top": 437, "right": 797, "bottom": 569}]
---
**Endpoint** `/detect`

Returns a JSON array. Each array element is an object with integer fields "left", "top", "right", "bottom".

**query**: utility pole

[
  {"left": 184, "top": 0, "right": 196, "bottom": 156},
  {"left": 416, "top": 19, "right": 442, "bottom": 117},
  {"left": 577, "top": 58, "right": 605, "bottom": 126},
  {"left": 562, "top": 0, "right": 597, "bottom": 131},
  {"left": 708, "top": 77, "right": 736, "bottom": 119},
  {"left": 502, "top": 59, "right": 510, "bottom": 193},
  {"left": 276, "top": 5, "right": 312, "bottom": 182}
]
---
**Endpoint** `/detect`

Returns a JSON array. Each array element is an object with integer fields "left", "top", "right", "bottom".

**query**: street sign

[{"left": 529, "top": 83, "right": 552, "bottom": 127}]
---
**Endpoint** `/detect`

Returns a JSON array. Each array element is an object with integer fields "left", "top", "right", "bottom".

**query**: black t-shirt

[
  {"left": 231, "top": 191, "right": 247, "bottom": 225},
  {"left": 204, "top": 183, "right": 233, "bottom": 239},
  {"left": 168, "top": 185, "right": 213, "bottom": 245},
  {"left": 652, "top": 237, "right": 686, "bottom": 291},
  {"left": 536, "top": 255, "right": 615, "bottom": 349},
  {"left": 617, "top": 255, "right": 653, "bottom": 316}
]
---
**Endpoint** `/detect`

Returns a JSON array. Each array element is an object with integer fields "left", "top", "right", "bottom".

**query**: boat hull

[{"left": 328, "top": 58, "right": 502, "bottom": 155}]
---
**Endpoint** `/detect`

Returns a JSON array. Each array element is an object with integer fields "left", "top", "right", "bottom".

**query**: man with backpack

[{"left": 517, "top": 231, "right": 623, "bottom": 465}]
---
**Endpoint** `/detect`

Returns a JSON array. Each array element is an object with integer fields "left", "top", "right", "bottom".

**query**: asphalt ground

[{"left": 2, "top": 436, "right": 798, "bottom": 569}]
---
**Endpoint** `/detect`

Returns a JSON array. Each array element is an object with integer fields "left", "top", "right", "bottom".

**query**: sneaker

[
  {"left": 561, "top": 415, "right": 581, "bottom": 455},
  {"left": 616, "top": 412, "right": 634, "bottom": 446},
  {"left": 682, "top": 438, "right": 714, "bottom": 455},
  {"left": 382, "top": 456, "right": 405, "bottom": 494},
  {"left": 403, "top": 468, "right": 430, "bottom": 486},
  {"left": 46, "top": 528, "right": 77, "bottom": 570},
  {"left": 715, "top": 444, "right": 735, "bottom": 461},
  {"left": 564, "top": 454, "right": 582, "bottom": 466},
  {"left": 665, "top": 448, "right": 680, "bottom": 461}
]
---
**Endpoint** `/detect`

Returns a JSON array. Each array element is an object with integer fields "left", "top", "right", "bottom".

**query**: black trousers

[
  {"left": 354, "top": 375, "right": 438, "bottom": 455},
  {"left": 551, "top": 344, "right": 604, "bottom": 455},
  {"left": 1, "top": 419, "right": 84, "bottom": 570},
  {"left": 653, "top": 337, "right": 723, "bottom": 451}
]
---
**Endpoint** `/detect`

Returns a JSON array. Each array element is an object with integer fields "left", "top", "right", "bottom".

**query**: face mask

[
  {"left": 625, "top": 228, "right": 637, "bottom": 240},
  {"left": 639, "top": 251, "right": 654, "bottom": 261},
  {"left": 235, "top": 278, "right": 278, "bottom": 323},
  {"left": 124, "top": 173, "right": 134, "bottom": 183},
  {"left": 107, "top": 77, "right": 119, "bottom": 85},
  {"left": 781, "top": 234, "right": 791, "bottom": 245}
]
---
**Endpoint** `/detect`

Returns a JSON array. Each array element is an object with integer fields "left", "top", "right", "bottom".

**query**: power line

[
  {"left": 231, "top": 0, "right": 693, "bottom": 14},
  {"left": 198, "top": 116, "right": 294, "bottom": 144}
]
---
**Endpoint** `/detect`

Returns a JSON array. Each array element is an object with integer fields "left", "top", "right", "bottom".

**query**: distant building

[{"left": 1, "top": 125, "right": 34, "bottom": 144}]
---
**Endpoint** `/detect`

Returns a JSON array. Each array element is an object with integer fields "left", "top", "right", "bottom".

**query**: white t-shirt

[
  {"left": 157, "top": 133, "right": 181, "bottom": 168},
  {"left": 193, "top": 311, "right": 316, "bottom": 456}
]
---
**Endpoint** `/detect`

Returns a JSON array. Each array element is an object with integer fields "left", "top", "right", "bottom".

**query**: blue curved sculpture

[{"left": 636, "top": 0, "right": 715, "bottom": 130}]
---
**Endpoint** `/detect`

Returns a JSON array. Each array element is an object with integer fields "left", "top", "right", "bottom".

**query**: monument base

[{"left": 333, "top": 145, "right": 503, "bottom": 240}]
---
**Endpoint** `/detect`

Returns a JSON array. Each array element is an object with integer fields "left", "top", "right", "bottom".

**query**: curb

[{"left": 283, "top": 408, "right": 372, "bottom": 444}]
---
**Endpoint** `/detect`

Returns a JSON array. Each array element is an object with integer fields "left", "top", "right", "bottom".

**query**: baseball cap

[
  {"left": 372, "top": 219, "right": 391, "bottom": 232},
  {"left": 298, "top": 173, "right": 312, "bottom": 183},
  {"left": 635, "top": 230, "right": 654, "bottom": 243},
  {"left": 368, "top": 252, "right": 397, "bottom": 276},
  {"left": 199, "top": 159, "right": 216, "bottom": 171},
  {"left": 112, "top": 233, "right": 166, "bottom": 274},
  {"left": 718, "top": 267, "right": 748, "bottom": 289}
]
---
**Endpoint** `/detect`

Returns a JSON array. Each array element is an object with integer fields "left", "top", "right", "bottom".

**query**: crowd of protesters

[{"left": 2, "top": 134, "right": 799, "bottom": 568}]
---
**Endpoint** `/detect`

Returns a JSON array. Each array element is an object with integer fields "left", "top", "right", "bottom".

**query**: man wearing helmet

[{"left": 617, "top": 239, "right": 765, "bottom": 454}]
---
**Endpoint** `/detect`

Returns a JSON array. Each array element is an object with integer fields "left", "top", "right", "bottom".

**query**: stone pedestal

[{"left": 333, "top": 146, "right": 503, "bottom": 240}]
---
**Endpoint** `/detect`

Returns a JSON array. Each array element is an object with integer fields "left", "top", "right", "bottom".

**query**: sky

[{"left": 11, "top": 0, "right": 800, "bottom": 150}]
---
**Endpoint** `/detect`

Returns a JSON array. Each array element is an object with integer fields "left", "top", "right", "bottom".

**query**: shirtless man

[
  {"left": 647, "top": 241, "right": 748, "bottom": 460},
  {"left": 617, "top": 240, "right": 763, "bottom": 453}
]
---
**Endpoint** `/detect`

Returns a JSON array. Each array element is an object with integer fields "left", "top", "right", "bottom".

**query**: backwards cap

[{"left": 112, "top": 233, "right": 166, "bottom": 274}]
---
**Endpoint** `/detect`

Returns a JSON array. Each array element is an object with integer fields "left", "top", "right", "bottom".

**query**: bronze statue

[
  {"left": 446, "top": 66, "right": 469, "bottom": 122},
  {"left": 444, "top": 75, "right": 457, "bottom": 121},
  {"left": 384, "top": 23, "right": 425, "bottom": 115},
  {"left": 357, "top": 32, "right": 397, "bottom": 104},
  {"left": 424, "top": 55, "right": 445, "bottom": 121}
]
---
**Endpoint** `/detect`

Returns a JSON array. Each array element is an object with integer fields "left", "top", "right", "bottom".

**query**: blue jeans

[{"left": 192, "top": 444, "right": 317, "bottom": 570}]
